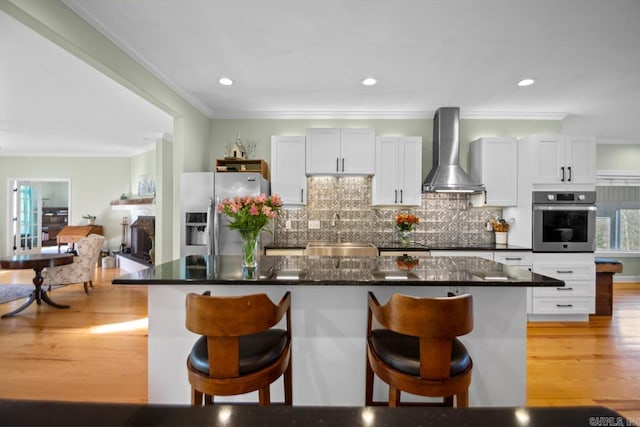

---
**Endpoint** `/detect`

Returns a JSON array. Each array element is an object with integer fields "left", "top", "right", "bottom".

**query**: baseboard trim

[{"left": 614, "top": 276, "right": 640, "bottom": 283}]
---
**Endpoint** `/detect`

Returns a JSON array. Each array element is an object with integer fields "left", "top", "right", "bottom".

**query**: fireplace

[{"left": 130, "top": 216, "right": 155, "bottom": 264}]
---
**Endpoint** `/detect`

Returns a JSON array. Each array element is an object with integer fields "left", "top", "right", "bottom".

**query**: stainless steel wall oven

[{"left": 532, "top": 191, "right": 596, "bottom": 252}]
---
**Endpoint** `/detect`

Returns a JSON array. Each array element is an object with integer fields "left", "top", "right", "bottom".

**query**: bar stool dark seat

[
  {"left": 185, "top": 291, "right": 292, "bottom": 406},
  {"left": 365, "top": 292, "right": 473, "bottom": 407}
]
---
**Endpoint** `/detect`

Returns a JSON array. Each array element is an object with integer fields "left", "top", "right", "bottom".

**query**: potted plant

[{"left": 82, "top": 214, "right": 96, "bottom": 226}]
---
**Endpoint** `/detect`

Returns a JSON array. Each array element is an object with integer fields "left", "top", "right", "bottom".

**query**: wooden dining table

[{"left": 0, "top": 253, "right": 74, "bottom": 318}]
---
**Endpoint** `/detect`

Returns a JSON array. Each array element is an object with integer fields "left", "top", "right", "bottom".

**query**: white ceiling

[
  {"left": 0, "top": 9, "right": 173, "bottom": 157},
  {"left": 2, "top": 1, "right": 640, "bottom": 157}
]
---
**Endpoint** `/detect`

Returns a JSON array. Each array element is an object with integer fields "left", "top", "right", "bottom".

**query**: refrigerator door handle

[
  {"left": 213, "top": 197, "right": 221, "bottom": 255},
  {"left": 206, "top": 198, "right": 213, "bottom": 255}
]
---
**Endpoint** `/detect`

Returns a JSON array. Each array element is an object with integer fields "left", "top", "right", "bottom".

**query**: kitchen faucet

[{"left": 332, "top": 212, "right": 341, "bottom": 243}]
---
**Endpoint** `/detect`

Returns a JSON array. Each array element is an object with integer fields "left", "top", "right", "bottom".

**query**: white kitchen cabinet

[
  {"left": 520, "top": 134, "right": 596, "bottom": 186},
  {"left": 271, "top": 135, "right": 307, "bottom": 205},
  {"left": 264, "top": 248, "right": 306, "bottom": 256},
  {"left": 430, "top": 250, "right": 494, "bottom": 260},
  {"left": 494, "top": 251, "right": 533, "bottom": 313},
  {"left": 529, "top": 252, "right": 595, "bottom": 321},
  {"left": 372, "top": 136, "right": 422, "bottom": 206},
  {"left": 305, "top": 128, "right": 375, "bottom": 175},
  {"left": 469, "top": 137, "right": 517, "bottom": 206},
  {"left": 378, "top": 250, "right": 431, "bottom": 257},
  {"left": 493, "top": 251, "right": 532, "bottom": 266}
]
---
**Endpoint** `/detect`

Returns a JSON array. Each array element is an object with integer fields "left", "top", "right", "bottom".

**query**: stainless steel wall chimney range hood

[{"left": 422, "top": 107, "right": 484, "bottom": 193}]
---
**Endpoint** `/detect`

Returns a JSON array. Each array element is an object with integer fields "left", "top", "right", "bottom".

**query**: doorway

[{"left": 8, "top": 179, "right": 71, "bottom": 255}]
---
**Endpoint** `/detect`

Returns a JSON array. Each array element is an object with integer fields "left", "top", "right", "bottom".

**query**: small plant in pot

[{"left": 82, "top": 214, "right": 96, "bottom": 226}]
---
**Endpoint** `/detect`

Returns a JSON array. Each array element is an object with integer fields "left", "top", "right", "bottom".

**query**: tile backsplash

[{"left": 273, "top": 177, "right": 503, "bottom": 246}]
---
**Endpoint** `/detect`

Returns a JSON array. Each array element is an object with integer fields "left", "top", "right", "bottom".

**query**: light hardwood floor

[{"left": 0, "top": 267, "right": 639, "bottom": 420}]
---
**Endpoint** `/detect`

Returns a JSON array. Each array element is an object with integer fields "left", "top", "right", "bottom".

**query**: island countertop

[
  {"left": 112, "top": 254, "right": 561, "bottom": 287},
  {"left": 127, "top": 254, "right": 559, "bottom": 406}
]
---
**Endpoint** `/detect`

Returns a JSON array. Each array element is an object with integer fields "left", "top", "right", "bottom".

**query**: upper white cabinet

[
  {"left": 271, "top": 135, "right": 307, "bottom": 205},
  {"left": 520, "top": 135, "right": 596, "bottom": 186},
  {"left": 305, "top": 128, "right": 375, "bottom": 175},
  {"left": 372, "top": 136, "right": 422, "bottom": 206},
  {"left": 469, "top": 137, "right": 517, "bottom": 206}
]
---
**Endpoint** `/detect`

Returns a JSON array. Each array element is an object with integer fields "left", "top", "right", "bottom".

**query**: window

[{"left": 596, "top": 185, "right": 640, "bottom": 251}]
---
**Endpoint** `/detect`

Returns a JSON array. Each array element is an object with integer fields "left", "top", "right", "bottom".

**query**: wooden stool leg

[
  {"left": 284, "top": 355, "right": 293, "bottom": 405},
  {"left": 258, "top": 386, "right": 271, "bottom": 406},
  {"left": 388, "top": 386, "right": 400, "bottom": 407},
  {"left": 204, "top": 394, "right": 214, "bottom": 405},
  {"left": 84, "top": 282, "right": 89, "bottom": 295},
  {"left": 443, "top": 396, "right": 454, "bottom": 406},
  {"left": 456, "top": 389, "right": 469, "bottom": 407},
  {"left": 191, "top": 388, "right": 203, "bottom": 406},
  {"left": 365, "top": 352, "right": 375, "bottom": 406}
]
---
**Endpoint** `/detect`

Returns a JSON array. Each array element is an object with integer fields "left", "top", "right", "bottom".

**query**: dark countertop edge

[
  {"left": 112, "top": 278, "right": 562, "bottom": 287},
  {"left": 0, "top": 399, "right": 630, "bottom": 427}
]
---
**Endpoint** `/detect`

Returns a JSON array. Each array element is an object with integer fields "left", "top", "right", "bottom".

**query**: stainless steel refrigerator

[{"left": 180, "top": 172, "right": 270, "bottom": 257}]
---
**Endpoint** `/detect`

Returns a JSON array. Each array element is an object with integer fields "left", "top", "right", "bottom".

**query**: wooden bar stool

[
  {"left": 365, "top": 292, "right": 473, "bottom": 407},
  {"left": 185, "top": 291, "right": 292, "bottom": 406}
]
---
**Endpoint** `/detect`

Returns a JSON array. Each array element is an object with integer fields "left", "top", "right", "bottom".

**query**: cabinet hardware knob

[
  {"left": 568, "top": 166, "right": 572, "bottom": 182},
  {"left": 556, "top": 270, "right": 574, "bottom": 274},
  {"left": 561, "top": 166, "right": 565, "bottom": 182},
  {"left": 556, "top": 304, "right": 574, "bottom": 307},
  {"left": 342, "top": 158, "right": 345, "bottom": 172},
  {"left": 394, "top": 190, "right": 398, "bottom": 204},
  {"left": 400, "top": 189, "right": 403, "bottom": 203},
  {"left": 505, "top": 257, "right": 522, "bottom": 261},
  {"left": 556, "top": 287, "right": 574, "bottom": 291},
  {"left": 336, "top": 158, "right": 339, "bottom": 172}
]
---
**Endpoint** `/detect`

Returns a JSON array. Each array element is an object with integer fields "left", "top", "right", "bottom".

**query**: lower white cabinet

[
  {"left": 493, "top": 251, "right": 532, "bottom": 266},
  {"left": 530, "top": 253, "right": 595, "bottom": 321},
  {"left": 271, "top": 135, "right": 307, "bottom": 205},
  {"left": 265, "top": 248, "right": 306, "bottom": 256},
  {"left": 430, "top": 250, "right": 494, "bottom": 260},
  {"left": 378, "top": 250, "right": 431, "bottom": 257}
]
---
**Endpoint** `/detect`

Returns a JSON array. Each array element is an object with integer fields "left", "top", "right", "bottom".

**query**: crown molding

[
  {"left": 63, "top": 0, "right": 215, "bottom": 118},
  {"left": 210, "top": 110, "right": 568, "bottom": 120},
  {"left": 596, "top": 138, "right": 640, "bottom": 145}
]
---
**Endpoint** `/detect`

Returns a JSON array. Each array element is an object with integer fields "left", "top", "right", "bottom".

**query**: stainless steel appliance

[
  {"left": 180, "top": 172, "right": 270, "bottom": 257},
  {"left": 532, "top": 191, "right": 596, "bottom": 252},
  {"left": 422, "top": 107, "right": 484, "bottom": 193}
]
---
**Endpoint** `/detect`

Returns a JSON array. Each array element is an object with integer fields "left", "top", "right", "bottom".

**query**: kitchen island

[{"left": 113, "top": 255, "right": 561, "bottom": 407}]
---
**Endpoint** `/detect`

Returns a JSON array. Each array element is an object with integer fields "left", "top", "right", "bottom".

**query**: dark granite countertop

[
  {"left": 113, "top": 254, "right": 561, "bottom": 287},
  {"left": 0, "top": 399, "right": 631, "bottom": 427},
  {"left": 266, "top": 242, "right": 532, "bottom": 252}
]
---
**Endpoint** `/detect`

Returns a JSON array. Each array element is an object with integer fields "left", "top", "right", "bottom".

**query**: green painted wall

[
  {"left": 0, "top": 157, "right": 130, "bottom": 256},
  {"left": 596, "top": 144, "right": 640, "bottom": 171}
]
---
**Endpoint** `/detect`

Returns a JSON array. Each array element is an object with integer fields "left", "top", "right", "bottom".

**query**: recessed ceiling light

[
  {"left": 218, "top": 77, "right": 234, "bottom": 86},
  {"left": 361, "top": 77, "right": 377, "bottom": 86},
  {"left": 517, "top": 78, "right": 535, "bottom": 87}
]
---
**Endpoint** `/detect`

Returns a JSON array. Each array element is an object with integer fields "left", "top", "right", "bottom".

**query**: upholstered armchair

[{"left": 42, "top": 233, "right": 106, "bottom": 295}]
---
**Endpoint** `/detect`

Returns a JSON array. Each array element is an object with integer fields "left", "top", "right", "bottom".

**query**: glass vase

[
  {"left": 396, "top": 227, "right": 412, "bottom": 246},
  {"left": 239, "top": 229, "right": 260, "bottom": 279}
]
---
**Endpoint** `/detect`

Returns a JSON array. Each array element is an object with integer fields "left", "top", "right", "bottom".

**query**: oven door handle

[{"left": 533, "top": 205, "right": 597, "bottom": 211}]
